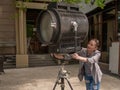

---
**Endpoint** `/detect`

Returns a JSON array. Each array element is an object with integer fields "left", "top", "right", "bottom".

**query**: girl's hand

[
  {"left": 71, "top": 53, "right": 80, "bottom": 60},
  {"left": 71, "top": 53, "right": 88, "bottom": 62},
  {"left": 51, "top": 53, "right": 64, "bottom": 59}
]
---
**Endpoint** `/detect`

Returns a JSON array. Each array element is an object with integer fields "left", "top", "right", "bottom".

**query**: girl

[{"left": 53, "top": 38, "right": 103, "bottom": 90}]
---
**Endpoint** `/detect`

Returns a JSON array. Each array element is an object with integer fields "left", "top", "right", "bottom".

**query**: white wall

[{"left": 109, "top": 42, "right": 119, "bottom": 74}]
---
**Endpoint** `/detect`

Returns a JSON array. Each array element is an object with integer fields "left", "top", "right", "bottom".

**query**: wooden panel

[
  {"left": 0, "top": 12, "right": 16, "bottom": 19},
  {"left": 0, "top": 19, "right": 15, "bottom": 25},
  {"left": 0, "top": 24, "right": 15, "bottom": 32},
  {"left": 0, "top": 40, "right": 15, "bottom": 48},
  {"left": 0, "top": 0, "right": 16, "bottom": 54},
  {"left": 0, "top": 5, "right": 15, "bottom": 12},
  {"left": 0, "top": 0, "right": 15, "bottom": 5},
  {"left": 0, "top": 32, "right": 15, "bottom": 38},
  {"left": 0, "top": 47, "right": 15, "bottom": 54}
]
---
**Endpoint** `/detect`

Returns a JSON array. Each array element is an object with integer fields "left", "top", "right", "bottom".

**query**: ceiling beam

[{"left": 16, "top": 1, "right": 48, "bottom": 10}]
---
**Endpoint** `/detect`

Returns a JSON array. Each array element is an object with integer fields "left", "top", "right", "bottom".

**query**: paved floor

[{"left": 0, "top": 64, "right": 120, "bottom": 90}]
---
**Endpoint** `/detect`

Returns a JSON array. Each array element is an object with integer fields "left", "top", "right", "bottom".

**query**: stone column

[
  {"left": 15, "top": 7, "right": 28, "bottom": 68},
  {"left": 15, "top": 1, "right": 48, "bottom": 68}
]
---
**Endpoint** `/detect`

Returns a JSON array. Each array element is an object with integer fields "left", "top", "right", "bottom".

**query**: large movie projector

[{"left": 37, "top": 2, "right": 89, "bottom": 53}]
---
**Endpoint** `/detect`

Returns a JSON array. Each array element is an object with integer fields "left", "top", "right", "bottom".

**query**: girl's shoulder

[
  {"left": 95, "top": 50, "right": 101, "bottom": 54},
  {"left": 81, "top": 47, "right": 87, "bottom": 52},
  {"left": 77, "top": 47, "right": 87, "bottom": 55}
]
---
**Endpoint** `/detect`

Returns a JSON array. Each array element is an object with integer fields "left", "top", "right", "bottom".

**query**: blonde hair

[{"left": 90, "top": 38, "right": 100, "bottom": 48}]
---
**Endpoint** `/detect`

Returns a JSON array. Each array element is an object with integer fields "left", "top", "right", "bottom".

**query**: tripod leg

[
  {"left": 65, "top": 78, "right": 73, "bottom": 90},
  {"left": 61, "top": 78, "right": 65, "bottom": 90},
  {"left": 53, "top": 76, "right": 61, "bottom": 90},
  {"left": 53, "top": 81, "right": 58, "bottom": 90}
]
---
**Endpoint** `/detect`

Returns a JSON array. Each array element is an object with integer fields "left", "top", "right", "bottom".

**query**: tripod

[{"left": 53, "top": 63, "right": 73, "bottom": 90}]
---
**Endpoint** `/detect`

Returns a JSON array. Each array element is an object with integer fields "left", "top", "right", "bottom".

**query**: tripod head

[
  {"left": 53, "top": 61, "right": 73, "bottom": 90},
  {"left": 58, "top": 62, "right": 70, "bottom": 79}
]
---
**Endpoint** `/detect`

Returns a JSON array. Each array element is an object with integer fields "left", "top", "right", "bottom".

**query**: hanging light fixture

[{"left": 36, "top": 2, "right": 89, "bottom": 53}]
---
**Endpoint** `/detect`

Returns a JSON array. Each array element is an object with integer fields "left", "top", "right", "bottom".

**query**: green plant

[
  {"left": 24, "top": 0, "right": 33, "bottom": 2},
  {"left": 52, "top": 0, "right": 105, "bottom": 8}
]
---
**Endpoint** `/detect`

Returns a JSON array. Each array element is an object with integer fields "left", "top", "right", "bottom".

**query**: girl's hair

[{"left": 90, "top": 38, "right": 100, "bottom": 48}]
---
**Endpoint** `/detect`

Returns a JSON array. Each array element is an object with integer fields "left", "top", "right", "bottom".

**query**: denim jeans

[{"left": 85, "top": 75, "right": 100, "bottom": 90}]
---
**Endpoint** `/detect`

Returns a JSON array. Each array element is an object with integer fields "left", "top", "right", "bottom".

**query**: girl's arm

[
  {"left": 71, "top": 51, "right": 101, "bottom": 63},
  {"left": 71, "top": 53, "right": 88, "bottom": 62}
]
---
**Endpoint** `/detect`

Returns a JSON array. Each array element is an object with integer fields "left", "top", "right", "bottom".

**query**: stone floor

[{"left": 0, "top": 64, "right": 120, "bottom": 90}]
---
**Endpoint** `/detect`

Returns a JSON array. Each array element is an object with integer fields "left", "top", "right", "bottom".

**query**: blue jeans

[{"left": 85, "top": 75, "right": 100, "bottom": 90}]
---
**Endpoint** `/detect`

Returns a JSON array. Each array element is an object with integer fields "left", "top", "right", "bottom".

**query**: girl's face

[{"left": 87, "top": 40, "right": 97, "bottom": 54}]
